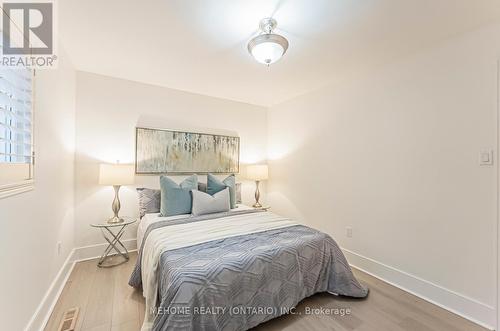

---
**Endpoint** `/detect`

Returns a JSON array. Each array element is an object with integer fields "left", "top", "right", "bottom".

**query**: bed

[{"left": 129, "top": 205, "right": 368, "bottom": 331}]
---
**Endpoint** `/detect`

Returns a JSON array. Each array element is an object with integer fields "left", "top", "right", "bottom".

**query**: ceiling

[{"left": 60, "top": 0, "right": 500, "bottom": 106}]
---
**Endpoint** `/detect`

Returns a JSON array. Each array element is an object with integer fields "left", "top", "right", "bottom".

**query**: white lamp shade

[
  {"left": 247, "top": 164, "right": 269, "bottom": 181},
  {"left": 99, "top": 164, "right": 135, "bottom": 186},
  {"left": 251, "top": 41, "right": 285, "bottom": 65}
]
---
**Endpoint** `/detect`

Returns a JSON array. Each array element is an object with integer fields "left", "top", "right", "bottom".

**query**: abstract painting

[{"left": 135, "top": 127, "right": 240, "bottom": 174}]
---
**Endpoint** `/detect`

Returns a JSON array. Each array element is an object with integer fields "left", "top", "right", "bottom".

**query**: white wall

[
  {"left": 74, "top": 72, "right": 268, "bottom": 247},
  {"left": 0, "top": 50, "right": 76, "bottom": 330},
  {"left": 267, "top": 23, "right": 499, "bottom": 328}
]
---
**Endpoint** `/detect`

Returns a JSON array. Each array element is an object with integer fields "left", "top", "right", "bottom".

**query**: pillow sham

[
  {"left": 191, "top": 187, "right": 230, "bottom": 216},
  {"left": 207, "top": 174, "right": 236, "bottom": 209},
  {"left": 198, "top": 182, "right": 207, "bottom": 193},
  {"left": 136, "top": 188, "right": 161, "bottom": 218},
  {"left": 160, "top": 175, "right": 198, "bottom": 216}
]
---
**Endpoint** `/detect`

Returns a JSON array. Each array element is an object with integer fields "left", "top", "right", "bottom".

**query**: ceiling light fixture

[{"left": 248, "top": 18, "right": 289, "bottom": 66}]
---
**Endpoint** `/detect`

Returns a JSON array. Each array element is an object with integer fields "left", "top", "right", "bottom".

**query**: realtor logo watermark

[{"left": 1, "top": 0, "right": 57, "bottom": 68}]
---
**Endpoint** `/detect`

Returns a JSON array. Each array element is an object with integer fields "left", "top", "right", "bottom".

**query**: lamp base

[
  {"left": 107, "top": 216, "right": 124, "bottom": 224},
  {"left": 253, "top": 180, "right": 263, "bottom": 209},
  {"left": 108, "top": 185, "right": 123, "bottom": 224}
]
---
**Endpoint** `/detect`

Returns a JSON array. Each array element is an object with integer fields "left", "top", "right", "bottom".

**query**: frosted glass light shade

[
  {"left": 248, "top": 33, "right": 289, "bottom": 65},
  {"left": 251, "top": 42, "right": 284, "bottom": 65},
  {"left": 99, "top": 164, "right": 135, "bottom": 186},
  {"left": 247, "top": 164, "right": 269, "bottom": 181}
]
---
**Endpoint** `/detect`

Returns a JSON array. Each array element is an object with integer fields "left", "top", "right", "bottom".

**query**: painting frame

[{"left": 135, "top": 127, "right": 240, "bottom": 175}]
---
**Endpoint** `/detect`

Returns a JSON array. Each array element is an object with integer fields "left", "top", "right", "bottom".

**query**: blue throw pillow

[
  {"left": 207, "top": 174, "right": 236, "bottom": 209},
  {"left": 160, "top": 175, "right": 198, "bottom": 216}
]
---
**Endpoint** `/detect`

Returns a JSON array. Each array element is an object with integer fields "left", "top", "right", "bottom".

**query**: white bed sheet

[{"left": 136, "top": 204, "right": 253, "bottom": 249}]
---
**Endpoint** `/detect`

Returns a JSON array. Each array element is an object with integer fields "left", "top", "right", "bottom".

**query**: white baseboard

[
  {"left": 25, "top": 238, "right": 138, "bottom": 331},
  {"left": 342, "top": 248, "right": 496, "bottom": 330},
  {"left": 24, "top": 250, "right": 76, "bottom": 331}
]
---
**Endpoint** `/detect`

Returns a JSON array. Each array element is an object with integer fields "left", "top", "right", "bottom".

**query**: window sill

[{"left": 0, "top": 180, "right": 34, "bottom": 199}]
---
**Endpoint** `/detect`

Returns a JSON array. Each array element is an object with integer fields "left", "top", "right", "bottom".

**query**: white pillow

[{"left": 191, "top": 187, "right": 230, "bottom": 216}]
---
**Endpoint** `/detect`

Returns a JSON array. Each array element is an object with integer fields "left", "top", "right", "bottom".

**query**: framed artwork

[{"left": 135, "top": 127, "right": 240, "bottom": 174}]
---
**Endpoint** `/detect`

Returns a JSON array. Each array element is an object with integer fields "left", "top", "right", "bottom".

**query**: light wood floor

[{"left": 45, "top": 253, "right": 488, "bottom": 331}]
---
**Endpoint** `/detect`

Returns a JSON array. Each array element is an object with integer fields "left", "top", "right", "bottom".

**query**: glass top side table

[{"left": 90, "top": 217, "right": 137, "bottom": 268}]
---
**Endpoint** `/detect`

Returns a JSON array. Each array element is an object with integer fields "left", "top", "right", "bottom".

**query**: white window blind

[{"left": 0, "top": 67, "right": 34, "bottom": 197}]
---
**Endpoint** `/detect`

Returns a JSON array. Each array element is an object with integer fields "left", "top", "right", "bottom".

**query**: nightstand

[{"left": 90, "top": 217, "right": 137, "bottom": 268}]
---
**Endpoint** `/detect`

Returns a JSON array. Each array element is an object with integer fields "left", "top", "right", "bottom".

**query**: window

[{"left": 0, "top": 67, "right": 34, "bottom": 199}]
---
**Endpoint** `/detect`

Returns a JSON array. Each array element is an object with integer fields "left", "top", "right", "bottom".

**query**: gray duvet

[{"left": 129, "top": 209, "right": 368, "bottom": 331}]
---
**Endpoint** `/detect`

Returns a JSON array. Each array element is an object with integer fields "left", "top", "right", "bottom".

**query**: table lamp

[
  {"left": 99, "top": 163, "right": 135, "bottom": 223},
  {"left": 247, "top": 164, "right": 268, "bottom": 208}
]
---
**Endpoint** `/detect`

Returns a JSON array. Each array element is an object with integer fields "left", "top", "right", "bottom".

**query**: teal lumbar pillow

[
  {"left": 160, "top": 174, "right": 198, "bottom": 216},
  {"left": 207, "top": 174, "right": 236, "bottom": 209}
]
